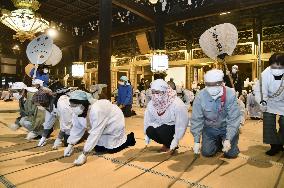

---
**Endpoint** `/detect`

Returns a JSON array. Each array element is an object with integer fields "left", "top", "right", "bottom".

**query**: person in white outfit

[
  {"left": 247, "top": 86, "right": 262, "bottom": 120},
  {"left": 50, "top": 86, "right": 74, "bottom": 149},
  {"left": 144, "top": 79, "right": 189, "bottom": 153},
  {"left": 254, "top": 53, "right": 284, "bottom": 156},
  {"left": 176, "top": 86, "right": 195, "bottom": 110},
  {"left": 64, "top": 90, "right": 136, "bottom": 166}
]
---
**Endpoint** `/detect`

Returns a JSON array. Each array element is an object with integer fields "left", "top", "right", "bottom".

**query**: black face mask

[{"left": 274, "top": 74, "right": 283, "bottom": 80}]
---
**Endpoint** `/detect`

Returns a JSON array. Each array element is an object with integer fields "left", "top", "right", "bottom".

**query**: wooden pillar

[
  {"left": 79, "top": 45, "right": 83, "bottom": 62},
  {"left": 98, "top": 0, "right": 112, "bottom": 99},
  {"left": 154, "top": 23, "right": 165, "bottom": 50}
]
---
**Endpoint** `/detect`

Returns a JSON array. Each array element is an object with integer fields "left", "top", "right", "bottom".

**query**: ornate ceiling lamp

[{"left": 0, "top": 0, "right": 49, "bottom": 42}]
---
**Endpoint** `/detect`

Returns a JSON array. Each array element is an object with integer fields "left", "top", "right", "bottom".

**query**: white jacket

[
  {"left": 67, "top": 100, "right": 127, "bottom": 153},
  {"left": 57, "top": 95, "right": 73, "bottom": 134},
  {"left": 42, "top": 105, "right": 57, "bottom": 130},
  {"left": 144, "top": 97, "right": 189, "bottom": 143},
  {"left": 254, "top": 67, "right": 284, "bottom": 116}
]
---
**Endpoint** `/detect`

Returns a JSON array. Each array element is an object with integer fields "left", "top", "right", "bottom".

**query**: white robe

[
  {"left": 57, "top": 95, "right": 73, "bottom": 135},
  {"left": 67, "top": 99, "right": 127, "bottom": 153},
  {"left": 247, "top": 93, "right": 262, "bottom": 118},
  {"left": 144, "top": 97, "right": 189, "bottom": 143},
  {"left": 254, "top": 67, "right": 284, "bottom": 116}
]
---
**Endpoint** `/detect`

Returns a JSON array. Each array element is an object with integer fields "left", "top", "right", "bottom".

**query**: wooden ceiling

[{"left": 1, "top": 0, "right": 284, "bottom": 49}]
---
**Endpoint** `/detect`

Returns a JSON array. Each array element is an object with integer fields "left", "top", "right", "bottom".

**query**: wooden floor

[{"left": 0, "top": 100, "right": 283, "bottom": 188}]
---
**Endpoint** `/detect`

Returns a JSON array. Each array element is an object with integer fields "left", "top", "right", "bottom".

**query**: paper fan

[
  {"left": 25, "top": 64, "right": 35, "bottom": 77},
  {"left": 199, "top": 23, "right": 238, "bottom": 60},
  {"left": 45, "top": 44, "right": 62, "bottom": 66},
  {"left": 26, "top": 34, "right": 53, "bottom": 65}
]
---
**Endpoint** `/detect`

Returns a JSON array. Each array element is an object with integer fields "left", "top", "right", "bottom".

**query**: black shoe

[
  {"left": 265, "top": 144, "right": 283, "bottom": 156},
  {"left": 127, "top": 132, "right": 136, "bottom": 146}
]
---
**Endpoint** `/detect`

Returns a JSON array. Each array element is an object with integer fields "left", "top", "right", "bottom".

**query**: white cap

[
  {"left": 11, "top": 82, "right": 27, "bottom": 90},
  {"left": 151, "top": 79, "right": 168, "bottom": 92},
  {"left": 204, "top": 69, "right": 224, "bottom": 83},
  {"left": 32, "top": 79, "right": 44, "bottom": 86},
  {"left": 232, "top": 65, "right": 238, "bottom": 70}
]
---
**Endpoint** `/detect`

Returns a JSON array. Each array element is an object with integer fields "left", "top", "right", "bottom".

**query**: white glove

[
  {"left": 64, "top": 144, "right": 74, "bottom": 157},
  {"left": 145, "top": 135, "right": 151, "bottom": 146},
  {"left": 260, "top": 104, "right": 267, "bottom": 112},
  {"left": 193, "top": 143, "right": 200, "bottom": 154},
  {"left": 52, "top": 138, "right": 62, "bottom": 150},
  {"left": 222, "top": 140, "right": 231, "bottom": 153},
  {"left": 10, "top": 123, "right": 20, "bottom": 131},
  {"left": 26, "top": 131, "right": 38, "bottom": 140},
  {"left": 170, "top": 138, "right": 179, "bottom": 150},
  {"left": 38, "top": 137, "right": 47, "bottom": 147},
  {"left": 74, "top": 153, "right": 87, "bottom": 166}
]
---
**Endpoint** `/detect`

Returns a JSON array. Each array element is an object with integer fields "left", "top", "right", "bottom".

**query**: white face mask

[
  {"left": 270, "top": 69, "right": 284, "bottom": 76},
  {"left": 43, "top": 69, "right": 48, "bottom": 74},
  {"left": 37, "top": 106, "right": 46, "bottom": 111},
  {"left": 72, "top": 105, "right": 84, "bottom": 115},
  {"left": 13, "top": 93, "right": 22, "bottom": 100},
  {"left": 206, "top": 86, "right": 222, "bottom": 97},
  {"left": 232, "top": 69, "right": 237, "bottom": 74}
]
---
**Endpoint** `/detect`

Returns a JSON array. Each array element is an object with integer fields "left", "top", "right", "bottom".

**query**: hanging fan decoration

[
  {"left": 45, "top": 44, "right": 62, "bottom": 66},
  {"left": 199, "top": 23, "right": 238, "bottom": 88},
  {"left": 199, "top": 23, "right": 238, "bottom": 60}
]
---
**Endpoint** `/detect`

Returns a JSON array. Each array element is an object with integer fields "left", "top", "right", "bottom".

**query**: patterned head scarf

[
  {"left": 151, "top": 79, "right": 177, "bottom": 116},
  {"left": 32, "top": 89, "right": 51, "bottom": 107}
]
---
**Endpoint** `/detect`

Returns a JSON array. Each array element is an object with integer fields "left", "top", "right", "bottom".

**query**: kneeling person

[
  {"left": 190, "top": 69, "right": 241, "bottom": 158},
  {"left": 64, "top": 90, "right": 136, "bottom": 166},
  {"left": 144, "top": 79, "right": 189, "bottom": 152}
]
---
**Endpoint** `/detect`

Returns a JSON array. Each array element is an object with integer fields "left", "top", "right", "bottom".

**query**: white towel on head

[
  {"left": 204, "top": 69, "right": 224, "bottom": 83},
  {"left": 151, "top": 79, "right": 168, "bottom": 92}
]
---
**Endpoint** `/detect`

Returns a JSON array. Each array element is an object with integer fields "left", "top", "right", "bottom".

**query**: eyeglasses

[{"left": 205, "top": 81, "right": 223, "bottom": 87}]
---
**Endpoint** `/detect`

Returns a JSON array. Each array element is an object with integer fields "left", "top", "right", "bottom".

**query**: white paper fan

[
  {"left": 199, "top": 23, "right": 238, "bottom": 60},
  {"left": 26, "top": 34, "right": 53, "bottom": 65},
  {"left": 45, "top": 44, "right": 62, "bottom": 66}
]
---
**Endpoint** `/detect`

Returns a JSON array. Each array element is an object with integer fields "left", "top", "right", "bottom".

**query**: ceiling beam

[
  {"left": 166, "top": 0, "right": 284, "bottom": 25},
  {"left": 112, "top": 0, "right": 155, "bottom": 24}
]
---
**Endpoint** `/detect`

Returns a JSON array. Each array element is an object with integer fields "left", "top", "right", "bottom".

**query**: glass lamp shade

[
  {"left": 1, "top": 8, "right": 49, "bottom": 41},
  {"left": 72, "top": 63, "right": 85, "bottom": 78}
]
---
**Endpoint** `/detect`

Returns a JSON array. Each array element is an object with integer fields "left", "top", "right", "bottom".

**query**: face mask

[
  {"left": 43, "top": 69, "right": 48, "bottom": 74},
  {"left": 206, "top": 86, "right": 222, "bottom": 96},
  {"left": 270, "top": 69, "right": 284, "bottom": 76},
  {"left": 232, "top": 69, "right": 237, "bottom": 74},
  {"left": 72, "top": 105, "right": 84, "bottom": 115},
  {"left": 13, "top": 93, "right": 22, "bottom": 100},
  {"left": 37, "top": 106, "right": 45, "bottom": 111}
]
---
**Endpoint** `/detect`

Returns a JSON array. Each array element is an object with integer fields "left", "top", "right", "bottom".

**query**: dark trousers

[
  {"left": 94, "top": 132, "right": 135, "bottom": 154},
  {"left": 263, "top": 112, "right": 284, "bottom": 145},
  {"left": 122, "top": 105, "right": 132, "bottom": 117},
  {"left": 42, "top": 128, "right": 54, "bottom": 138},
  {"left": 146, "top": 124, "right": 175, "bottom": 148},
  {"left": 201, "top": 127, "right": 239, "bottom": 158}
]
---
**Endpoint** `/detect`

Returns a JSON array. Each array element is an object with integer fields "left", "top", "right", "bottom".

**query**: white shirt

[
  {"left": 144, "top": 97, "right": 189, "bottom": 142},
  {"left": 254, "top": 67, "right": 284, "bottom": 115},
  {"left": 57, "top": 95, "right": 73, "bottom": 134},
  {"left": 84, "top": 100, "right": 127, "bottom": 152}
]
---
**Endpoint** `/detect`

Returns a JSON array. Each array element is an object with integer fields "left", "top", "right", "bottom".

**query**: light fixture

[
  {"left": 0, "top": 0, "right": 49, "bottom": 42},
  {"left": 72, "top": 62, "right": 85, "bottom": 78},
  {"left": 149, "top": 0, "right": 159, "bottom": 4},
  {"left": 46, "top": 28, "right": 58, "bottom": 38},
  {"left": 12, "top": 44, "right": 20, "bottom": 51},
  {"left": 219, "top": 12, "right": 231, "bottom": 16}
]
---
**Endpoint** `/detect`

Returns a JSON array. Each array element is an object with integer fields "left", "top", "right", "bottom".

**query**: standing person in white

[
  {"left": 254, "top": 53, "right": 284, "bottom": 156},
  {"left": 247, "top": 85, "right": 262, "bottom": 120},
  {"left": 144, "top": 79, "right": 189, "bottom": 153},
  {"left": 64, "top": 90, "right": 136, "bottom": 166}
]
